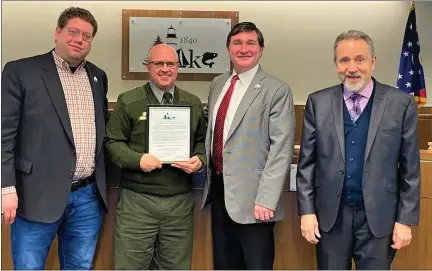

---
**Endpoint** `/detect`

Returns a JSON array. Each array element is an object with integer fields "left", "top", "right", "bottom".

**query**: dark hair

[
  {"left": 226, "top": 22, "right": 264, "bottom": 48},
  {"left": 57, "top": 7, "right": 98, "bottom": 36}
]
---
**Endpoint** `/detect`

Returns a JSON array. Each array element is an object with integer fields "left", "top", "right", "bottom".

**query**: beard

[{"left": 339, "top": 73, "right": 366, "bottom": 93}]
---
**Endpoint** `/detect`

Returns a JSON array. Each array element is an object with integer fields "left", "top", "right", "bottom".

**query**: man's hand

[
  {"left": 140, "top": 154, "right": 162, "bottom": 172},
  {"left": 300, "top": 214, "right": 321, "bottom": 244},
  {"left": 391, "top": 222, "right": 412, "bottom": 249},
  {"left": 171, "top": 155, "right": 202, "bottom": 174},
  {"left": 255, "top": 204, "right": 274, "bottom": 221},
  {"left": 2, "top": 193, "right": 18, "bottom": 224}
]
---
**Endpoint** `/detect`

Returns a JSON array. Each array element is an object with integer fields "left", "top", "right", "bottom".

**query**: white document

[{"left": 148, "top": 106, "right": 191, "bottom": 163}]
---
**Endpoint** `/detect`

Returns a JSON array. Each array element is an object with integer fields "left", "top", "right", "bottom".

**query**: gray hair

[{"left": 333, "top": 30, "right": 375, "bottom": 62}]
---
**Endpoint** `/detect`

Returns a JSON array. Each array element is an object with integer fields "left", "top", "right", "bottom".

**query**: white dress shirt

[
  {"left": 149, "top": 81, "right": 175, "bottom": 103},
  {"left": 211, "top": 64, "right": 260, "bottom": 151}
]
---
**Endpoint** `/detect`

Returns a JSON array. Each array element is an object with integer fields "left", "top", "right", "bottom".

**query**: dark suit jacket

[
  {"left": 1, "top": 51, "right": 109, "bottom": 223},
  {"left": 296, "top": 78, "right": 420, "bottom": 238}
]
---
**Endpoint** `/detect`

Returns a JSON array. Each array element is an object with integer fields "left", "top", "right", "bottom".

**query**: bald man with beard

[{"left": 105, "top": 44, "right": 207, "bottom": 270}]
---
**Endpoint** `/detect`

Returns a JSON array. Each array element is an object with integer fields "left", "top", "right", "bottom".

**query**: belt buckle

[{"left": 71, "top": 180, "right": 81, "bottom": 191}]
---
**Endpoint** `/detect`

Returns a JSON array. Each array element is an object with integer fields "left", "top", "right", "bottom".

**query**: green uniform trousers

[{"left": 114, "top": 188, "right": 194, "bottom": 270}]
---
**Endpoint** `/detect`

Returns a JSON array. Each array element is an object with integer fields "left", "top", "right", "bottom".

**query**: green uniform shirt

[{"left": 105, "top": 83, "right": 207, "bottom": 196}]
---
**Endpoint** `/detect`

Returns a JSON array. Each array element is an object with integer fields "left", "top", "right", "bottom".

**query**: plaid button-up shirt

[
  {"left": 53, "top": 50, "right": 96, "bottom": 181},
  {"left": 2, "top": 51, "right": 96, "bottom": 195}
]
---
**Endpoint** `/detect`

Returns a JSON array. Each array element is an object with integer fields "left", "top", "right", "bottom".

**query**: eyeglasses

[
  {"left": 64, "top": 27, "right": 93, "bottom": 42},
  {"left": 148, "top": 61, "right": 179, "bottom": 68}
]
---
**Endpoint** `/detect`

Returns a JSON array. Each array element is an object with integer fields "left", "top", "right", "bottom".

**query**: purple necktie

[{"left": 349, "top": 93, "right": 362, "bottom": 123}]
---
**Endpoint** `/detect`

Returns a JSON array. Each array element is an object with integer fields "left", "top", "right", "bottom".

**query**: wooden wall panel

[
  {"left": 1, "top": 223, "right": 12, "bottom": 269},
  {"left": 108, "top": 103, "right": 430, "bottom": 147},
  {"left": 420, "top": 151, "right": 432, "bottom": 198},
  {"left": 2, "top": 104, "right": 431, "bottom": 270},
  {"left": 392, "top": 199, "right": 432, "bottom": 270},
  {"left": 274, "top": 192, "right": 317, "bottom": 270},
  {"left": 4, "top": 191, "right": 431, "bottom": 269},
  {"left": 418, "top": 107, "right": 432, "bottom": 150}
]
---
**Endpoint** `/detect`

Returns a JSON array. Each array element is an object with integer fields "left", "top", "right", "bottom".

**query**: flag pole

[{"left": 411, "top": 0, "right": 414, "bottom": 7}]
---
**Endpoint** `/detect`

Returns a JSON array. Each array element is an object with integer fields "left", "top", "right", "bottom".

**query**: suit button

[
  {"left": 68, "top": 172, "right": 73, "bottom": 178},
  {"left": 339, "top": 170, "right": 344, "bottom": 175},
  {"left": 349, "top": 158, "right": 354, "bottom": 162},
  {"left": 336, "top": 192, "right": 340, "bottom": 197}
]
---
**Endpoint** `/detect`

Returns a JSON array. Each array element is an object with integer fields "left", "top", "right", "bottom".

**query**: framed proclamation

[{"left": 146, "top": 105, "right": 193, "bottom": 163}]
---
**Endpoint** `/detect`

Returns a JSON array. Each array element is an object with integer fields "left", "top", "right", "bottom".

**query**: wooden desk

[{"left": 2, "top": 149, "right": 432, "bottom": 269}]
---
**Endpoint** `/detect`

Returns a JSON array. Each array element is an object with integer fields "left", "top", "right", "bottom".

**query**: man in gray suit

[
  {"left": 296, "top": 30, "right": 420, "bottom": 269},
  {"left": 202, "top": 22, "right": 295, "bottom": 270}
]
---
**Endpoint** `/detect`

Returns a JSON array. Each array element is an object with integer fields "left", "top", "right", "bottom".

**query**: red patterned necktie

[{"left": 212, "top": 75, "right": 239, "bottom": 175}]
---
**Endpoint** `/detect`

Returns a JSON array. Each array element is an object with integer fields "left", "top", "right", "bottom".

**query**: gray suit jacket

[
  {"left": 296, "top": 78, "right": 420, "bottom": 238},
  {"left": 202, "top": 66, "right": 295, "bottom": 224},
  {"left": 1, "top": 51, "right": 109, "bottom": 223}
]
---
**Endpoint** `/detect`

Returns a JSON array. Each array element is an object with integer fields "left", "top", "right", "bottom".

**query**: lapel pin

[
  {"left": 254, "top": 84, "right": 261, "bottom": 89},
  {"left": 139, "top": 112, "right": 147, "bottom": 120},
  {"left": 93, "top": 76, "right": 98, "bottom": 83}
]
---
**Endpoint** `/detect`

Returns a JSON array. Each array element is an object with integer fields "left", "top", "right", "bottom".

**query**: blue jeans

[{"left": 11, "top": 183, "right": 103, "bottom": 270}]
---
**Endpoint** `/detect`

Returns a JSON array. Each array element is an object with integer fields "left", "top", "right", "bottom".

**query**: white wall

[{"left": 2, "top": 1, "right": 431, "bottom": 105}]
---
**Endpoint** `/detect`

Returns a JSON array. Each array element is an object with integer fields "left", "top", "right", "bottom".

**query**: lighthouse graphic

[
  {"left": 163, "top": 25, "right": 189, "bottom": 68},
  {"left": 143, "top": 24, "right": 218, "bottom": 69},
  {"left": 166, "top": 25, "right": 177, "bottom": 47}
]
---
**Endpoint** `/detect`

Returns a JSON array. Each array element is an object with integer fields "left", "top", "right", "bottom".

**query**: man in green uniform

[{"left": 105, "top": 44, "right": 206, "bottom": 270}]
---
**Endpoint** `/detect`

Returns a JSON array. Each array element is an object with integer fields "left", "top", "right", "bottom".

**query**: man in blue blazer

[{"left": 1, "top": 7, "right": 108, "bottom": 270}]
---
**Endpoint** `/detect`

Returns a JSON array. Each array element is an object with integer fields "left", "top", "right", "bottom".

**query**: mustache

[
  {"left": 343, "top": 72, "right": 363, "bottom": 78},
  {"left": 158, "top": 71, "right": 171, "bottom": 76}
]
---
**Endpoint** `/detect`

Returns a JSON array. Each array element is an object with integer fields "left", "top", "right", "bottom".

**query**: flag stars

[{"left": 398, "top": 10, "right": 426, "bottom": 98}]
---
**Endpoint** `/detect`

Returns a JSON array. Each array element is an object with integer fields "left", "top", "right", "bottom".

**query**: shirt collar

[
  {"left": 343, "top": 79, "right": 374, "bottom": 101},
  {"left": 149, "top": 81, "right": 175, "bottom": 103},
  {"left": 232, "top": 64, "right": 260, "bottom": 88},
  {"left": 52, "top": 50, "right": 86, "bottom": 72}
]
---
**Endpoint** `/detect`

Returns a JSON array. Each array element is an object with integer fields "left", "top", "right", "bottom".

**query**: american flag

[{"left": 396, "top": 3, "right": 427, "bottom": 108}]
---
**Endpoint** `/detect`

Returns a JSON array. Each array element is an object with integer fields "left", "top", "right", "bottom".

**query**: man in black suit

[
  {"left": 1, "top": 7, "right": 108, "bottom": 270},
  {"left": 296, "top": 30, "right": 420, "bottom": 269}
]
